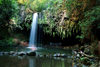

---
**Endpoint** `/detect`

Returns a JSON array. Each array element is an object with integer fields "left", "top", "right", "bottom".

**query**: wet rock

[
  {"left": 53, "top": 53, "right": 61, "bottom": 57},
  {"left": 53, "top": 54, "right": 58, "bottom": 57},
  {"left": 4, "top": 52, "right": 9, "bottom": 55},
  {"left": 1, "top": 52, "right": 4, "bottom": 55},
  {"left": 73, "top": 50, "right": 78, "bottom": 55},
  {"left": 26, "top": 51, "right": 36, "bottom": 56},
  {"left": 9, "top": 51, "right": 15, "bottom": 55},
  {"left": 12, "top": 52, "right": 18, "bottom": 56},
  {"left": 18, "top": 51, "right": 26, "bottom": 56},
  {"left": 45, "top": 54, "right": 49, "bottom": 57},
  {"left": 76, "top": 54, "right": 80, "bottom": 58},
  {"left": 38, "top": 54, "right": 46, "bottom": 57},
  {"left": 39, "top": 54, "right": 44, "bottom": 57},
  {"left": 0, "top": 52, "right": 3, "bottom": 55},
  {"left": 60, "top": 54, "right": 67, "bottom": 57},
  {"left": 43, "top": 54, "right": 46, "bottom": 57},
  {"left": 53, "top": 53, "right": 67, "bottom": 57}
]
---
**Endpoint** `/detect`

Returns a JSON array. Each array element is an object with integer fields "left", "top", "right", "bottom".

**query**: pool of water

[
  {"left": 0, "top": 47, "right": 89, "bottom": 67},
  {"left": 0, "top": 55, "right": 73, "bottom": 67}
]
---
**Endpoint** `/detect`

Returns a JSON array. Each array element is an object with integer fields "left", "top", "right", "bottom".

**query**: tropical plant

[
  {"left": 0, "top": 0, "right": 18, "bottom": 28},
  {"left": 18, "top": 0, "right": 49, "bottom": 12},
  {"left": 39, "top": 0, "right": 98, "bottom": 40},
  {"left": 77, "top": 6, "right": 100, "bottom": 40},
  {"left": 39, "top": 0, "right": 82, "bottom": 38}
]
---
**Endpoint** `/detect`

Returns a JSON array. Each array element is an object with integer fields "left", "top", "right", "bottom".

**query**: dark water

[
  {"left": 0, "top": 47, "right": 74, "bottom": 67},
  {"left": 0, "top": 47, "right": 89, "bottom": 67},
  {"left": 0, "top": 56, "right": 72, "bottom": 67}
]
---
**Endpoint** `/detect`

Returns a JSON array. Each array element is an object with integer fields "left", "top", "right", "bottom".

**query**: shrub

[
  {"left": 77, "top": 6, "right": 100, "bottom": 41},
  {"left": 0, "top": 0, "right": 18, "bottom": 28}
]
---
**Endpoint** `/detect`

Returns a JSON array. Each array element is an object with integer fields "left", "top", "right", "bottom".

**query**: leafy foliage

[
  {"left": 0, "top": 0, "right": 18, "bottom": 28},
  {"left": 0, "top": 37, "right": 14, "bottom": 46},
  {"left": 39, "top": 0, "right": 81, "bottom": 38},
  {"left": 18, "top": 0, "right": 49, "bottom": 12},
  {"left": 39, "top": 0, "right": 64, "bottom": 37},
  {"left": 39, "top": 0, "right": 98, "bottom": 41},
  {"left": 29, "top": 0, "right": 48, "bottom": 12},
  {"left": 78, "top": 6, "right": 100, "bottom": 40}
]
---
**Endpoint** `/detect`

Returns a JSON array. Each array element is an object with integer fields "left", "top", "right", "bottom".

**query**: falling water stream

[
  {"left": 0, "top": 12, "right": 91, "bottom": 67},
  {"left": 29, "top": 13, "right": 38, "bottom": 47}
]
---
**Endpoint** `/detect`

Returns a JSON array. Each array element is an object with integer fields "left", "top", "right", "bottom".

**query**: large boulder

[
  {"left": 18, "top": 51, "right": 26, "bottom": 56},
  {"left": 26, "top": 51, "right": 36, "bottom": 56}
]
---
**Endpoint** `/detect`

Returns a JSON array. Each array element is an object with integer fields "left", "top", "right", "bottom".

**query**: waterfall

[{"left": 29, "top": 13, "right": 38, "bottom": 47}]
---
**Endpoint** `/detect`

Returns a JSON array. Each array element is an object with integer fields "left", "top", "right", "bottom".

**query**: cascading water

[{"left": 28, "top": 13, "right": 38, "bottom": 50}]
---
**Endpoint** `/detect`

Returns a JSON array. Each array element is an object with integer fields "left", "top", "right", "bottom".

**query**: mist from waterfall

[{"left": 29, "top": 13, "right": 38, "bottom": 47}]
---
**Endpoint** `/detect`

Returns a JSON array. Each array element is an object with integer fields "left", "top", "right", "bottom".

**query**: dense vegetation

[
  {"left": 0, "top": 0, "right": 100, "bottom": 54},
  {"left": 38, "top": 0, "right": 100, "bottom": 44},
  {"left": 0, "top": 0, "right": 19, "bottom": 45},
  {"left": 0, "top": 0, "right": 100, "bottom": 66}
]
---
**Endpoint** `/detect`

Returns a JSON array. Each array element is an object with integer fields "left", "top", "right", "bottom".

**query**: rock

[
  {"left": 18, "top": 51, "right": 26, "bottom": 56},
  {"left": 57, "top": 53, "right": 61, "bottom": 57},
  {"left": 53, "top": 54, "right": 57, "bottom": 57},
  {"left": 0, "top": 52, "right": 3, "bottom": 55},
  {"left": 9, "top": 51, "right": 15, "bottom": 55},
  {"left": 4, "top": 52, "right": 9, "bottom": 55},
  {"left": 53, "top": 53, "right": 67, "bottom": 57},
  {"left": 12, "top": 52, "right": 18, "bottom": 56},
  {"left": 26, "top": 51, "right": 36, "bottom": 56},
  {"left": 73, "top": 50, "right": 77, "bottom": 55},
  {"left": 60, "top": 54, "right": 67, "bottom": 57},
  {"left": 45, "top": 54, "right": 49, "bottom": 57},
  {"left": 76, "top": 54, "right": 80, "bottom": 58},
  {"left": 1, "top": 52, "right": 4, "bottom": 55},
  {"left": 53, "top": 53, "right": 61, "bottom": 57},
  {"left": 39, "top": 54, "right": 44, "bottom": 57},
  {"left": 43, "top": 54, "right": 46, "bottom": 57}
]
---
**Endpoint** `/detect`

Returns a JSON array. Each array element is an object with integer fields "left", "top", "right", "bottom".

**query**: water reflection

[
  {"left": 29, "top": 57, "right": 36, "bottom": 67},
  {"left": 28, "top": 56, "right": 72, "bottom": 67},
  {"left": 0, "top": 56, "right": 28, "bottom": 67},
  {"left": 0, "top": 56, "right": 72, "bottom": 67}
]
